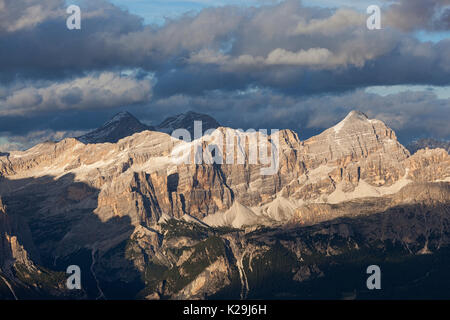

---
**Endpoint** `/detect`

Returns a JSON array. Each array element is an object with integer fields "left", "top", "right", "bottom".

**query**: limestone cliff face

[
  {"left": 173, "top": 256, "right": 232, "bottom": 300},
  {"left": 0, "top": 110, "right": 448, "bottom": 257},
  {"left": 283, "top": 111, "right": 410, "bottom": 201},
  {"left": 405, "top": 148, "right": 450, "bottom": 182},
  {"left": 0, "top": 198, "right": 64, "bottom": 300},
  {"left": 0, "top": 111, "right": 449, "bottom": 299},
  {"left": 0, "top": 199, "right": 11, "bottom": 267},
  {"left": 126, "top": 183, "right": 450, "bottom": 300},
  {"left": 0, "top": 198, "right": 38, "bottom": 270}
]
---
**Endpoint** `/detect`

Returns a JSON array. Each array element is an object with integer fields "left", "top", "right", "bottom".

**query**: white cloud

[
  {"left": 266, "top": 48, "right": 333, "bottom": 66},
  {"left": 0, "top": 129, "right": 88, "bottom": 152},
  {"left": 366, "top": 85, "right": 450, "bottom": 99},
  {"left": 293, "top": 8, "right": 365, "bottom": 35},
  {"left": 0, "top": 72, "right": 152, "bottom": 116},
  {"left": 189, "top": 47, "right": 372, "bottom": 69},
  {"left": 0, "top": 0, "right": 64, "bottom": 33}
]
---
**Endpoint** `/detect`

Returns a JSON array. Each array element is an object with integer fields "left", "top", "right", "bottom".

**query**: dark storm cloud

[
  {"left": 1, "top": 0, "right": 449, "bottom": 89},
  {"left": 2, "top": 87, "right": 448, "bottom": 151},
  {"left": 385, "top": 0, "right": 450, "bottom": 32},
  {"left": 0, "top": 0, "right": 145, "bottom": 80},
  {"left": 0, "top": 72, "right": 152, "bottom": 116},
  {"left": 144, "top": 88, "right": 450, "bottom": 144},
  {"left": 152, "top": 0, "right": 450, "bottom": 97},
  {"left": 0, "top": 0, "right": 245, "bottom": 80}
]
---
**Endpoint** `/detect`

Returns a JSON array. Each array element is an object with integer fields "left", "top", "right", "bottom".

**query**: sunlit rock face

[
  {"left": 0, "top": 110, "right": 447, "bottom": 231},
  {"left": 0, "top": 111, "right": 449, "bottom": 299}
]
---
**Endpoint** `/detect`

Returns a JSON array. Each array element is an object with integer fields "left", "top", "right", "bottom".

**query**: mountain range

[
  {"left": 77, "top": 111, "right": 220, "bottom": 144},
  {"left": 0, "top": 110, "right": 449, "bottom": 299}
]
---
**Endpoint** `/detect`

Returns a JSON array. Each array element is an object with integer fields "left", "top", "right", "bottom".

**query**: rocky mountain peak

[
  {"left": 103, "top": 111, "right": 135, "bottom": 125},
  {"left": 345, "top": 110, "right": 368, "bottom": 120},
  {"left": 330, "top": 110, "right": 371, "bottom": 134},
  {"left": 77, "top": 111, "right": 152, "bottom": 144},
  {"left": 302, "top": 110, "right": 409, "bottom": 169},
  {"left": 157, "top": 111, "right": 221, "bottom": 137}
]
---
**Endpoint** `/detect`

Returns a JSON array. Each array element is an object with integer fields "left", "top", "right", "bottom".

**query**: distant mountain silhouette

[
  {"left": 407, "top": 138, "right": 450, "bottom": 154},
  {"left": 77, "top": 111, "right": 221, "bottom": 144},
  {"left": 156, "top": 111, "right": 221, "bottom": 138},
  {"left": 77, "top": 111, "right": 152, "bottom": 144}
]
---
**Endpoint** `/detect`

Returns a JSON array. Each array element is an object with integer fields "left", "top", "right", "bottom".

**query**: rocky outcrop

[
  {"left": 0, "top": 198, "right": 38, "bottom": 270},
  {"left": 405, "top": 148, "right": 450, "bottom": 182},
  {"left": 173, "top": 256, "right": 232, "bottom": 300},
  {"left": 137, "top": 185, "right": 450, "bottom": 299},
  {"left": 0, "top": 198, "right": 78, "bottom": 300}
]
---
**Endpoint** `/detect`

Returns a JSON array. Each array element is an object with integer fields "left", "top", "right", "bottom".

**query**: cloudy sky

[{"left": 0, "top": 0, "right": 449, "bottom": 151}]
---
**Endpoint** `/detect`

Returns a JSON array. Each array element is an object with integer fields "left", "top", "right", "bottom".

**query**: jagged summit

[
  {"left": 157, "top": 111, "right": 221, "bottom": 137},
  {"left": 77, "top": 110, "right": 221, "bottom": 144},
  {"left": 103, "top": 111, "right": 135, "bottom": 125},
  {"left": 77, "top": 111, "right": 152, "bottom": 144},
  {"left": 345, "top": 110, "right": 368, "bottom": 119},
  {"left": 303, "top": 109, "right": 410, "bottom": 163},
  {"left": 331, "top": 110, "right": 370, "bottom": 134}
]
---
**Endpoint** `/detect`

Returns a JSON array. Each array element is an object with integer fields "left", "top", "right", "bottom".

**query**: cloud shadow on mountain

[{"left": 0, "top": 173, "right": 145, "bottom": 299}]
